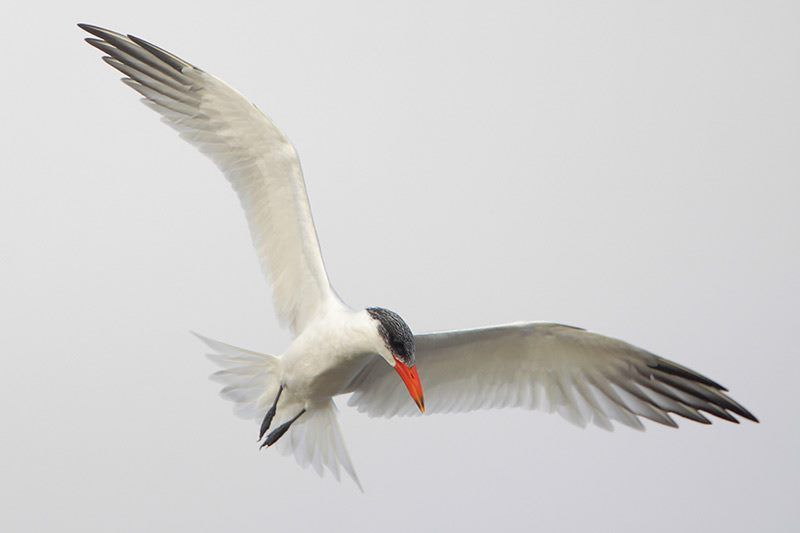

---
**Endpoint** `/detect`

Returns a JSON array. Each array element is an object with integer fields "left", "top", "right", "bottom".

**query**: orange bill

[{"left": 393, "top": 357, "right": 425, "bottom": 413}]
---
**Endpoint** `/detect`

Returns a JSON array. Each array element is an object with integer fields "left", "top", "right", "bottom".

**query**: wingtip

[
  {"left": 729, "top": 399, "right": 759, "bottom": 423},
  {"left": 650, "top": 360, "right": 727, "bottom": 391},
  {"left": 78, "top": 24, "right": 103, "bottom": 44},
  {"left": 77, "top": 23, "right": 105, "bottom": 36},
  {"left": 717, "top": 397, "right": 758, "bottom": 423},
  {"left": 740, "top": 409, "right": 759, "bottom": 424},
  {"left": 83, "top": 37, "right": 103, "bottom": 51},
  {"left": 77, "top": 23, "right": 129, "bottom": 42}
]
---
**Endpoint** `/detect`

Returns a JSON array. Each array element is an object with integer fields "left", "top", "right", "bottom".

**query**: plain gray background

[{"left": 1, "top": 1, "right": 797, "bottom": 531}]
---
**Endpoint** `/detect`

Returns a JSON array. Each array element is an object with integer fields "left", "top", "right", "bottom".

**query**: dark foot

[
  {"left": 258, "top": 385, "right": 284, "bottom": 441},
  {"left": 260, "top": 409, "right": 306, "bottom": 448}
]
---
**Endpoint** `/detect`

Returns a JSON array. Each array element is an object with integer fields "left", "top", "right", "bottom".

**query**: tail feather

[
  {"left": 194, "top": 332, "right": 362, "bottom": 489},
  {"left": 193, "top": 332, "right": 280, "bottom": 420},
  {"left": 276, "top": 401, "right": 363, "bottom": 491}
]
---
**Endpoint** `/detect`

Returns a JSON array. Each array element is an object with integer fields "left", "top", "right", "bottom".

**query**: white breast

[{"left": 281, "top": 307, "right": 381, "bottom": 401}]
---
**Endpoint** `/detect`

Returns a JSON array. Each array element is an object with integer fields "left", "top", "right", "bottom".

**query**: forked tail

[{"left": 193, "top": 333, "right": 362, "bottom": 490}]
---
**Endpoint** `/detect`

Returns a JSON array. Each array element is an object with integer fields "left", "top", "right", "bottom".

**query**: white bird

[{"left": 80, "top": 24, "right": 757, "bottom": 489}]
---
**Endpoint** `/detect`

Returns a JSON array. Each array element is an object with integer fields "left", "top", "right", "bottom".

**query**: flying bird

[{"left": 79, "top": 24, "right": 757, "bottom": 489}]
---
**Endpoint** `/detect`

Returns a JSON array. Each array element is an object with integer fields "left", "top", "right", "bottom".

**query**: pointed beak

[{"left": 393, "top": 356, "right": 425, "bottom": 413}]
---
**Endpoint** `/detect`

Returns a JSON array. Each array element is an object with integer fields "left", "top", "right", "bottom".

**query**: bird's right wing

[
  {"left": 347, "top": 322, "right": 757, "bottom": 429},
  {"left": 80, "top": 24, "right": 341, "bottom": 335}
]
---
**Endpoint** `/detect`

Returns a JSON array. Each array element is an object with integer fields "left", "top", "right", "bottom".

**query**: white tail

[{"left": 193, "top": 333, "right": 362, "bottom": 490}]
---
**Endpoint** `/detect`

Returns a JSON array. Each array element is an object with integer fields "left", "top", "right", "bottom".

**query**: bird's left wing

[
  {"left": 347, "top": 322, "right": 757, "bottom": 429},
  {"left": 79, "top": 24, "right": 341, "bottom": 335}
]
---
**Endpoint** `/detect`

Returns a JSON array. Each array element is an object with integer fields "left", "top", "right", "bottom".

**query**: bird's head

[{"left": 366, "top": 307, "right": 425, "bottom": 413}]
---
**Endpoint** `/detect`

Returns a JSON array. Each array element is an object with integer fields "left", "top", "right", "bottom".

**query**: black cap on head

[{"left": 366, "top": 307, "right": 415, "bottom": 366}]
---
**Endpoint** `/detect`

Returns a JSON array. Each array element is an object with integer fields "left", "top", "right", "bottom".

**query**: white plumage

[{"left": 80, "top": 24, "right": 757, "bottom": 489}]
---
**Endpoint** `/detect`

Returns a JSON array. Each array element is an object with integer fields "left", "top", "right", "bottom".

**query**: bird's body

[
  {"left": 80, "top": 23, "right": 757, "bottom": 489},
  {"left": 280, "top": 307, "right": 378, "bottom": 402}
]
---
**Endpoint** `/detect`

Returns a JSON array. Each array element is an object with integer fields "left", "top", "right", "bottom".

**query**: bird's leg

[
  {"left": 258, "top": 384, "right": 284, "bottom": 441},
  {"left": 260, "top": 408, "right": 306, "bottom": 449}
]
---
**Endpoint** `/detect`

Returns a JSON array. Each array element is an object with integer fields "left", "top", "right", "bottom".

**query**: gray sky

[{"left": 1, "top": 1, "right": 797, "bottom": 531}]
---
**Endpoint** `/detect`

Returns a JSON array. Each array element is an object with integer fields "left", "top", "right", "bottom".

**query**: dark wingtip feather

[
  {"left": 650, "top": 360, "right": 727, "bottom": 391},
  {"left": 78, "top": 23, "right": 110, "bottom": 34},
  {"left": 695, "top": 412, "right": 712, "bottom": 425},
  {"left": 713, "top": 396, "right": 758, "bottom": 423},
  {"left": 78, "top": 23, "right": 124, "bottom": 41},
  {"left": 708, "top": 407, "right": 740, "bottom": 424},
  {"left": 736, "top": 406, "right": 759, "bottom": 423},
  {"left": 127, "top": 33, "right": 196, "bottom": 72}
]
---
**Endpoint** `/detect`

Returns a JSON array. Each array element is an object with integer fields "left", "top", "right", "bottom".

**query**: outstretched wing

[
  {"left": 80, "top": 24, "right": 340, "bottom": 335},
  {"left": 347, "top": 322, "right": 757, "bottom": 429}
]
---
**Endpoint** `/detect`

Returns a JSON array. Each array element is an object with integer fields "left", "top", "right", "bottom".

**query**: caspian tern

[{"left": 79, "top": 24, "right": 757, "bottom": 489}]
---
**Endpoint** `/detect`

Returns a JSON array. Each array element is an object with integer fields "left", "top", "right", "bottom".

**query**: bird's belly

[{"left": 283, "top": 350, "right": 373, "bottom": 401}]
